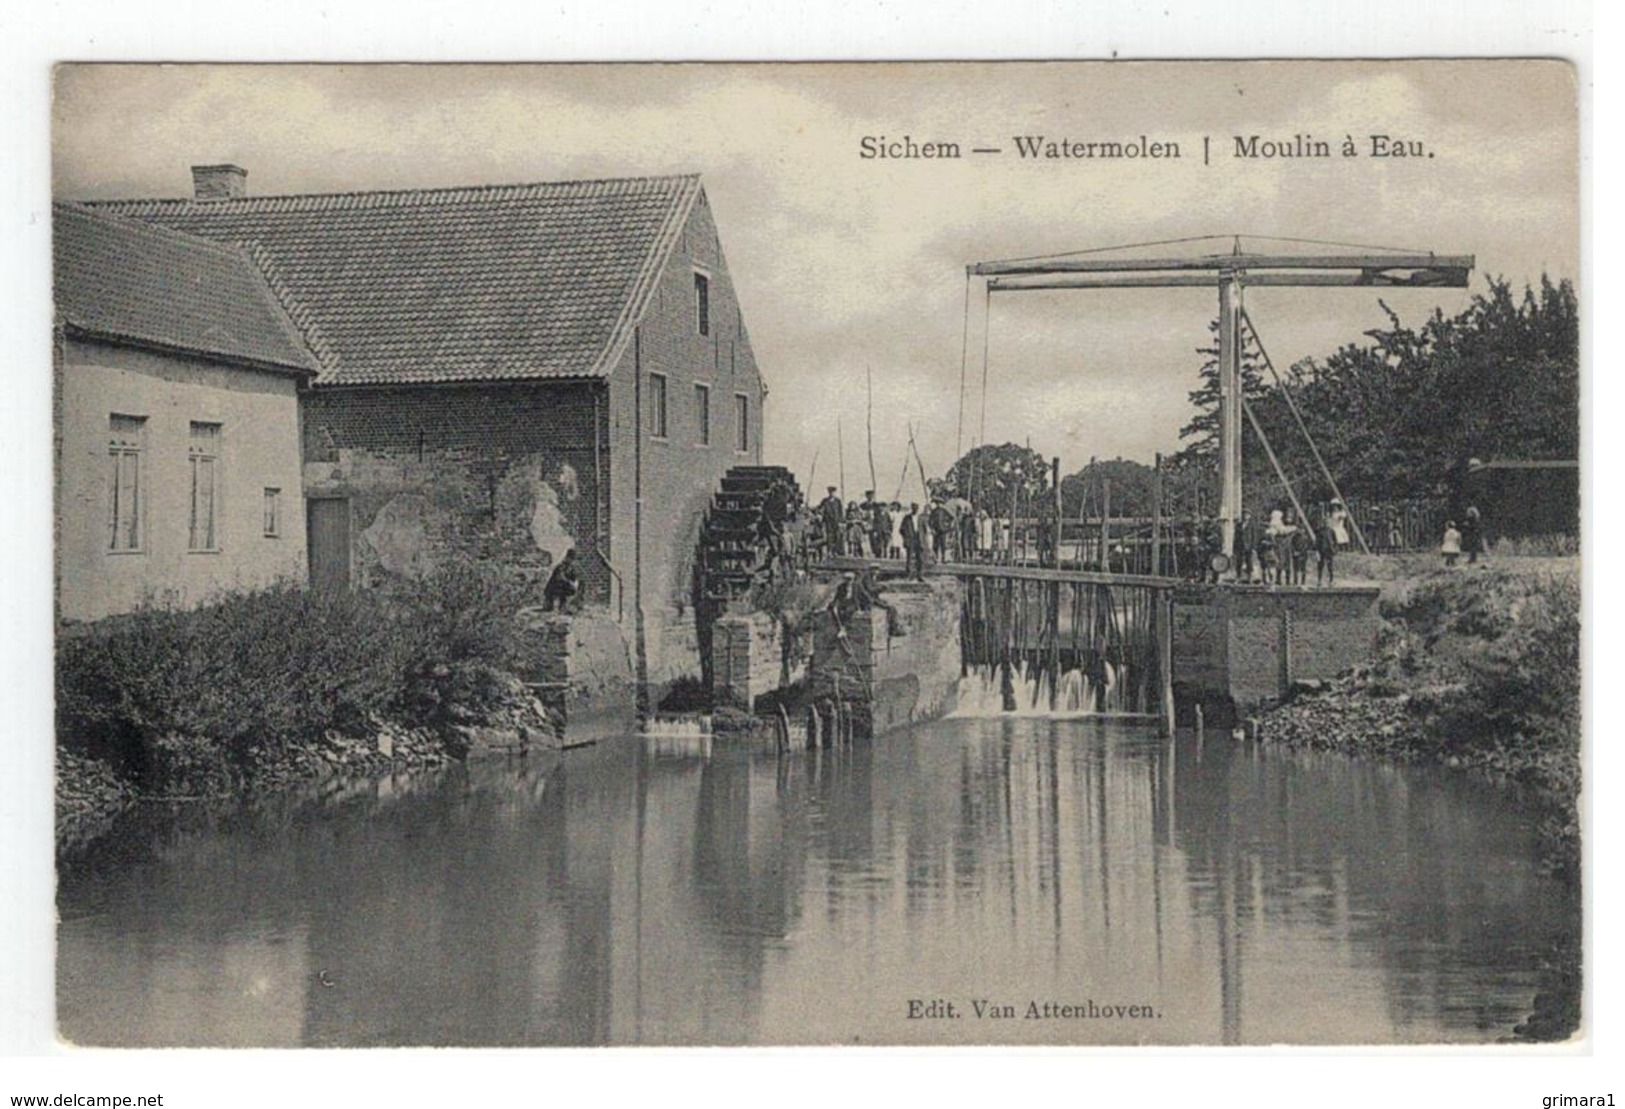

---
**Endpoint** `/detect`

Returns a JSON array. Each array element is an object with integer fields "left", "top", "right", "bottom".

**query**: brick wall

[
  {"left": 608, "top": 187, "right": 768, "bottom": 690},
  {"left": 302, "top": 380, "right": 610, "bottom": 600},
  {"left": 711, "top": 611, "right": 803, "bottom": 711},
  {"left": 1174, "top": 586, "right": 1381, "bottom": 708}
]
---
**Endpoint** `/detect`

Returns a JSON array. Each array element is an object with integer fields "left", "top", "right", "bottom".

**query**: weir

[
  {"left": 952, "top": 563, "right": 1173, "bottom": 728},
  {"left": 720, "top": 559, "right": 1381, "bottom": 744},
  {"left": 800, "top": 558, "right": 1179, "bottom": 739}
]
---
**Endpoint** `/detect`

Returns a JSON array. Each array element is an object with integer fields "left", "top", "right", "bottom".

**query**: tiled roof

[
  {"left": 53, "top": 203, "right": 319, "bottom": 376},
  {"left": 88, "top": 175, "right": 703, "bottom": 387}
]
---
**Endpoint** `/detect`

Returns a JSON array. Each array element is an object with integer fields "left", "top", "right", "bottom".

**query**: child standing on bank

[
  {"left": 1257, "top": 531, "right": 1278, "bottom": 585},
  {"left": 1314, "top": 514, "right": 1337, "bottom": 586},
  {"left": 1290, "top": 524, "right": 1312, "bottom": 586},
  {"left": 1441, "top": 520, "right": 1462, "bottom": 568}
]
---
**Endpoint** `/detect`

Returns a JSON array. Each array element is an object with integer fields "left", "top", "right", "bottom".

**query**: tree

[
  {"left": 1060, "top": 458, "right": 1157, "bottom": 518},
  {"left": 1174, "top": 317, "right": 1270, "bottom": 461},
  {"left": 1172, "top": 275, "right": 1579, "bottom": 509},
  {"left": 939, "top": 443, "right": 1051, "bottom": 517}
]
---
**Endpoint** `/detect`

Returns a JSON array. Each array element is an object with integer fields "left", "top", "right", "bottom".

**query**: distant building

[
  {"left": 1460, "top": 459, "right": 1579, "bottom": 540},
  {"left": 93, "top": 167, "right": 768, "bottom": 691},
  {"left": 53, "top": 203, "right": 318, "bottom": 622}
]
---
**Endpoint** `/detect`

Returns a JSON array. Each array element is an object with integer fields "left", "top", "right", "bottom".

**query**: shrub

[
  {"left": 56, "top": 561, "right": 533, "bottom": 791},
  {"left": 1492, "top": 534, "right": 1580, "bottom": 557},
  {"left": 1403, "top": 572, "right": 1580, "bottom": 792}
]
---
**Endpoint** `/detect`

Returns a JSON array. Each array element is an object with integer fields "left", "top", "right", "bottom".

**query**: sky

[{"left": 53, "top": 61, "right": 1578, "bottom": 499}]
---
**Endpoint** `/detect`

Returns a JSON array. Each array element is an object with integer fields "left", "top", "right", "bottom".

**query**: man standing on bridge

[
  {"left": 817, "top": 486, "right": 845, "bottom": 557},
  {"left": 928, "top": 499, "right": 954, "bottom": 563},
  {"left": 1235, "top": 509, "right": 1259, "bottom": 583},
  {"left": 865, "top": 490, "right": 889, "bottom": 561},
  {"left": 902, "top": 502, "right": 927, "bottom": 580}
]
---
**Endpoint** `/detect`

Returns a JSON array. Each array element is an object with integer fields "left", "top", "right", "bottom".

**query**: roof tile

[
  {"left": 88, "top": 175, "right": 702, "bottom": 386},
  {"left": 53, "top": 203, "right": 320, "bottom": 376}
]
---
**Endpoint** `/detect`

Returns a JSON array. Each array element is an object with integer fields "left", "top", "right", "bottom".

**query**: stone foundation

[
  {"left": 1172, "top": 585, "right": 1381, "bottom": 712},
  {"left": 515, "top": 606, "right": 639, "bottom": 746},
  {"left": 808, "top": 578, "right": 962, "bottom": 737},
  {"left": 710, "top": 610, "right": 808, "bottom": 712}
]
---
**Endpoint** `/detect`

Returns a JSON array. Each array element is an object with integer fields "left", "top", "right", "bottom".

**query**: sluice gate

[
  {"left": 814, "top": 558, "right": 1178, "bottom": 734},
  {"left": 952, "top": 563, "right": 1176, "bottom": 730}
]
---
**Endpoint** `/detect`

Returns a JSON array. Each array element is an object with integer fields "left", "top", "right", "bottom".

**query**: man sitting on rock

[
  {"left": 827, "top": 568, "right": 904, "bottom": 641},
  {"left": 543, "top": 548, "right": 582, "bottom": 613}
]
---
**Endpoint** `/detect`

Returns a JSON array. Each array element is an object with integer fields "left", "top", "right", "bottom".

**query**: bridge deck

[{"left": 816, "top": 555, "right": 1181, "bottom": 590}]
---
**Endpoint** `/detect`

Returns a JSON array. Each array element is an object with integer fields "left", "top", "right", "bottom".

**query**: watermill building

[{"left": 92, "top": 166, "right": 769, "bottom": 692}]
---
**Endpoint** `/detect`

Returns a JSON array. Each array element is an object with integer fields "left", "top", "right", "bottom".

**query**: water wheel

[{"left": 698, "top": 465, "right": 801, "bottom": 602}]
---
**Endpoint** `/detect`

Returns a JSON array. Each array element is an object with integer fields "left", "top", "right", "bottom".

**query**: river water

[{"left": 57, "top": 720, "right": 1577, "bottom": 1046}]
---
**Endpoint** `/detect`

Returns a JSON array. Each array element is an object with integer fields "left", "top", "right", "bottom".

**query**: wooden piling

[{"left": 1158, "top": 589, "right": 1176, "bottom": 737}]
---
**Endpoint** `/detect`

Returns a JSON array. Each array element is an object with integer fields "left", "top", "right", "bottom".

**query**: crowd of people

[
  {"left": 1224, "top": 503, "right": 1345, "bottom": 586},
  {"left": 1217, "top": 498, "right": 1488, "bottom": 585},
  {"left": 728, "top": 480, "right": 1493, "bottom": 597},
  {"left": 810, "top": 486, "right": 1051, "bottom": 577}
]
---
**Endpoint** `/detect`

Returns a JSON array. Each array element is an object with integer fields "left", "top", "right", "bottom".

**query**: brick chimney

[{"left": 191, "top": 164, "right": 247, "bottom": 201}]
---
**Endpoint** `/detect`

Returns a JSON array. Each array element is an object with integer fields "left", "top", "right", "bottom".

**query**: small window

[
  {"left": 695, "top": 383, "right": 711, "bottom": 445},
  {"left": 735, "top": 393, "right": 750, "bottom": 453},
  {"left": 694, "top": 272, "right": 710, "bottom": 336},
  {"left": 107, "top": 414, "right": 146, "bottom": 552},
  {"left": 189, "top": 422, "right": 221, "bottom": 552},
  {"left": 648, "top": 373, "right": 668, "bottom": 439},
  {"left": 263, "top": 488, "right": 282, "bottom": 537}
]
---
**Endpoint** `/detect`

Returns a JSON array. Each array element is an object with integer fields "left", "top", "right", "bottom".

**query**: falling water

[
  {"left": 951, "top": 658, "right": 1132, "bottom": 717},
  {"left": 642, "top": 714, "right": 714, "bottom": 757}
]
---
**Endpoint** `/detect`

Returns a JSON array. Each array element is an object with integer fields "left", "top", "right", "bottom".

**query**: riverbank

[
  {"left": 1258, "top": 558, "right": 1580, "bottom": 874},
  {"left": 55, "top": 567, "right": 565, "bottom": 850}
]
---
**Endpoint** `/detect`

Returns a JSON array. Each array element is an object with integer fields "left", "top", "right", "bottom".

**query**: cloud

[{"left": 53, "top": 61, "right": 1577, "bottom": 487}]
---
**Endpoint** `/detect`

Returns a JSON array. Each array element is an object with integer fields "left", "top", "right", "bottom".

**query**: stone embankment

[
  {"left": 1256, "top": 562, "right": 1580, "bottom": 872},
  {"left": 57, "top": 683, "right": 569, "bottom": 845}
]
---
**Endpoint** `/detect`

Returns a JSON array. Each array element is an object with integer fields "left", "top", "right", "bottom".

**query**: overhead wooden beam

[
  {"left": 972, "top": 252, "right": 1474, "bottom": 277},
  {"left": 990, "top": 268, "right": 1471, "bottom": 292}
]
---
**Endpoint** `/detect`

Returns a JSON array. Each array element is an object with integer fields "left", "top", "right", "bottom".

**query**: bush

[
  {"left": 1380, "top": 570, "right": 1581, "bottom": 809},
  {"left": 1492, "top": 534, "right": 1580, "bottom": 557},
  {"left": 56, "top": 560, "right": 532, "bottom": 791}
]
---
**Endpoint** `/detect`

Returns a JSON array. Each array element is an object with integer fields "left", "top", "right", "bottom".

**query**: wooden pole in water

[
  {"left": 1158, "top": 589, "right": 1176, "bottom": 737},
  {"left": 1049, "top": 458, "right": 1064, "bottom": 708}
]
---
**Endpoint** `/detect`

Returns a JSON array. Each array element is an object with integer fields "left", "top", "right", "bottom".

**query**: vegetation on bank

[
  {"left": 56, "top": 563, "right": 552, "bottom": 820},
  {"left": 1261, "top": 564, "right": 1581, "bottom": 874}
]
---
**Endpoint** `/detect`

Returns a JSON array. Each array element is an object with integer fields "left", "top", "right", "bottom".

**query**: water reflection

[{"left": 57, "top": 721, "right": 1576, "bottom": 1046}]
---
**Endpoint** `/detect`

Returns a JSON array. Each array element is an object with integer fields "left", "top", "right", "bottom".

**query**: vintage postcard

[{"left": 49, "top": 60, "right": 1580, "bottom": 1048}]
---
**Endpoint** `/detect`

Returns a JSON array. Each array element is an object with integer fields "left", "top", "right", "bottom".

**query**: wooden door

[{"left": 307, "top": 498, "right": 351, "bottom": 592}]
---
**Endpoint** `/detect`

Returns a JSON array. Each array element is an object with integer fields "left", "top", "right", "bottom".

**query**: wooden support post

[
  {"left": 1218, "top": 271, "right": 1242, "bottom": 564},
  {"left": 1049, "top": 581, "right": 1062, "bottom": 711},
  {"left": 1159, "top": 589, "right": 1176, "bottom": 736},
  {"left": 1051, "top": 456, "right": 1062, "bottom": 570},
  {"left": 1100, "top": 476, "right": 1112, "bottom": 574},
  {"left": 1152, "top": 452, "right": 1164, "bottom": 577}
]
